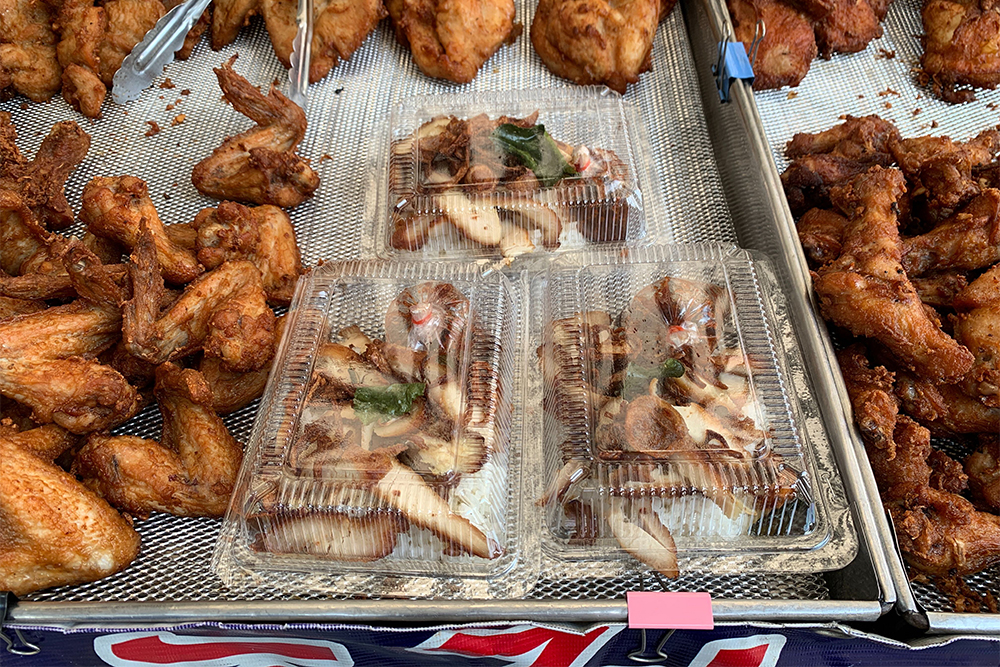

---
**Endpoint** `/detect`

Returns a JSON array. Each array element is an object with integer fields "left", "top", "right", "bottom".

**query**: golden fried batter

[
  {"left": 531, "top": 0, "right": 656, "bottom": 93},
  {"left": 193, "top": 201, "right": 302, "bottom": 306},
  {"left": 388, "top": 0, "right": 514, "bottom": 84},
  {"left": 192, "top": 57, "right": 319, "bottom": 208},
  {"left": 81, "top": 176, "right": 204, "bottom": 285},
  {"left": 98, "top": 0, "right": 165, "bottom": 87},
  {"left": 902, "top": 189, "right": 1000, "bottom": 275},
  {"left": 263, "top": 0, "right": 385, "bottom": 83},
  {"left": 815, "top": 167, "right": 974, "bottom": 382},
  {"left": 55, "top": 0, "right": 107, "bottom": 117},
  {"left": 813, "top": 0, "right": 882, "bottom": 58},
  {"left": 967, "top": 438, "right": 1000, "bottom": 511},
  {"left": 729, "top": 0, "right": 816, "bottom": 90},
  {"left": 0, "top": 0, "right": 61, "bottom": 102},
  {"left": 0, "top": 425, "right": 140, "bottom": 596},
  {"left": 74, "top": 363, "right": 244, "bottom": 518},
  {"left": 951, "top": 262, "right": 1000, "bottom": 406},
  {"left": 212, "top": 0, "right": 259, "bottom": 49},
  {"left": 922, "top": 0, "right": 1000, "bottom": 102}
]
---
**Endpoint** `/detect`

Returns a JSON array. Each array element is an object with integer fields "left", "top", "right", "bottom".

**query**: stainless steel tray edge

[
  {"left": 6, "top": 599, "right": 877, "bottom": 627},
  {"left": 684, "top": 0, "right": 896, "bottom": 621}
]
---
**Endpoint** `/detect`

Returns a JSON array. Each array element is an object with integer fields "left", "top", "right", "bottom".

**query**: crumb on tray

[{"left": 145, "top": 121, "right": 161, "bottom": 137}]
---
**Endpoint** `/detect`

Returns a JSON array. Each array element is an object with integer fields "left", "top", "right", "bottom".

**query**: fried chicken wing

[
  {"left": 902, "top": 189, "right": 1000, "bottom": 275},
  {"left": 892, "top": 129, "right": 1000, "bottom": 216},
  {"left": 263, "top": 0, "right": 385, "bottom": 83},
  {"left": 950, "top": 262, "right": 1000, "bottom": 405},
  {"left": 74, "top": 363, "right": 244, "bottom": 518},
  {"left": 81, "top": 176, "right": 204, "bottom": 285},
  {"left": 123, "top": 225, "right": 276, "bottom": 372},
  {"left": 729, "top": 0, "right": 816, "bottom": 90},
  {"left": 0, "top": 299, "right": 121, "bottom": 360},
  {"left": 797, "top": 207, "right": 847, "bottom": 266},
  {"left": 0, "top": 191, "right": 47, "bottom": 276},
  {"left": 97, "top": 0, "right": 165, "bottom": 87},
  {"left": 910, "top": 271, "right": 970, "bottom": 308},
  {"left": 885, "top": 482, "right": 1000, "bottom": 577},
  {"left": 192, "top": 58, "right": 319, "bottom": 208},
  {"left": 390, "top": 0, "right": 517, "bottom": 85},
  {"left": 814, "top": 167, "right": 974, "bottom": 382},
  {"left": 0, "top": 0, "right": 61, "bottom": 102},
  {"left": 782, "top": 154, "right": 879, "bottom": 215},
  {"left": 193, "top": 201, "right": 302, "bottom": 305},
  {"left": 922, "top": 0, "right": 1000, "bottom": 103},
  {"left": 0, "top": 295, "right": 43, "bottom": 319},
  {"left": 837, "top": 344, "right": 899, "bottom": 452},
  {"left": 966, "top": 438, "right": 1000, "bottom": 511},
  {"left": 212, "top": 0, "right": 259, "bottom": 49},
  {"left": 200, "top": 315, "right": 285, "bottom": 414},
  {"left": 531, "top": 0, "right": 656, "bottom": 93},
  {"left": 785, "top": 115, "right": 901, "bottom": 162},
  {"left": 0, "top": 356, "right": 138, "bottom": 434},
  {"left": 0, "top": 425, "right": 140, "bottom": 596},
  {"left": 895, "top": 369, "right": 1000, "bottom": 436},
  {"left": 0, "top": 117, "right": 90, "bottom": 230},
  {"left": 253, "top": 510, "right": 406, "bottom": 560}
]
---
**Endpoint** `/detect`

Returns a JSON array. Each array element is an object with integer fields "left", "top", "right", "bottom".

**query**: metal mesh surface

[
  {"left": 752, "top": 0, "right": 1000, "bottom": 616},
  {"left": 8, "top": 5, "right": 835, "bottom": 604}
]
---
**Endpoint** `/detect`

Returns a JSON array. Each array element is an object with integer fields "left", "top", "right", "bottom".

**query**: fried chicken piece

[
  {"left": 895, "top": 369, "right": 1000, "bottom": 436},
  {"left": 74, "top": 363, "right": 243, "bottom": 518},
  {"left": 605, "top": 496, "right": 679, "bottom": 578},
  {"left": 902, "top": 189, "right": 1000, "bottom": 275},
  {"left": 0, "top": 191, "right": 47, "bottom": 275},
  {"left": 0, "top": 117, "right": 91, "bottom": 230},
  {"left": 162, "top": 0, "right": 209, "bottom": 60},
  {"left": 966, "top": 437, "right": 1000, "bottom": 511},
  {"left": 123, "top": 225, "right": 276, "bottom": 372},
  {"left": 892, "top": 129, "right": 1000, "bottom": 215},
  {"left": 884, "top": 482, "right": 1000, "bottom": 577},
  {"left": 837, "top": 344, "right": 899, "bottom": 452},
  {"left": 192, "top": 57, "right": 319, "bottom": 208},
  {"left": 0, "top": 0, "right": 61, "bottom": 102},
  {"left": 922, "top": 0, "right": 1000, "bottom": 102},
  {"left": 55, "top": 0, "right": 107, "bottom": 117},
  {"left": 98, "top": 0, "right": 166, "bottom": 87},
  {"left": 0, "top": 425, "right": 140, "bottom": 596},
  {"left": 868, "top": 413, "right": 935, "bottom": 492},
  {"left": 81, "top": 176, "right": 203, "bottom": 285},
  {"left": 0, "top": 300, "right": 121, "bottom": 360},
  {"left": 910, "top": 271, "right": 969, "bottom": 308},
  {"left": 786, "top": 115, "right": 901, "bottom": 162},
  {"left": 928, "top": 449, "right": 969, "bottom": 494},
  {"left": 264, "top": 0, "right": 385, "bottom": 83},
  {"left": 0, "top": 357, "right": 138, "bottom": 434},
  {"left": 212, "top": 0, "right": 259, "bottom": 49},
  {"left": 193, "top": 201, "right": 302, "bottom": 306},
  {"left": 951, "top": 262, "right": 1000, "bottom": 405},
  {"left": 0, "top": 295, "right": 43, "bottom": 319},
  {"left": 815, "top": 167, "right": 974, "bottom": 382},
  {"left": 199, "top": 314, "right": 285, "bottom": 414},
  {"left": 782, "top": 154, "right": 879, "bottom": 215},
  {"left": 797, "top": 207, "right": 847, "bottom": 266},
  {"left": 530, "top": 0, "right": 656, "bottom": 93},
  {"left": 813, "top": 0, "right": 882, "bottom": 58},
  {"left": 729, "top": 0, "right": 816, "bottom": 90}
]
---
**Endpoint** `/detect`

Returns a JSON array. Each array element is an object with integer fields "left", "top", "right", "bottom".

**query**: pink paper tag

[{"left": 626, "top": 591, "right": 714, "bottom": 630}]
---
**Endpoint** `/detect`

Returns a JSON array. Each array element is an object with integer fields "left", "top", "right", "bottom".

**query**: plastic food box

[
  {"left": 213, "top": 259, "right": 536, "bottom": 599},
  {"left": 533, "top": 244, "right": 855, "bottom": 579},
  {"left": 364, "top": 87, "right": 659, "bottom": 260}
]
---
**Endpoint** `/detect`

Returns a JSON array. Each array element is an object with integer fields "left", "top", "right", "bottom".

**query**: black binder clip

[
  {"left": 712, "top": 24, "right": 759, "bottom": 103},
  {"left": 0, "top": 593, "right": 40, "bottom": 656}
]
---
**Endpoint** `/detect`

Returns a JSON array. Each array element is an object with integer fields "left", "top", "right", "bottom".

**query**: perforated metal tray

[
  {"left": 731, "top": 0, "right": 1000, "bottom": 634},
  {"left": 3, "top": 0, "right": 885, "bottom": 625}
]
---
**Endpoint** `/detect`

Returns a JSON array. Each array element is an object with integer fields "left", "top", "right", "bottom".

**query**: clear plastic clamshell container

[
  {"left": 213, "top": 260, "right": 535, "bottom": 598},
  {"left": 364, "top": 87, "right": 657, "bottom": 260},
  {"left": 534, "top": 244, "right": 854, "bottom": 579}
]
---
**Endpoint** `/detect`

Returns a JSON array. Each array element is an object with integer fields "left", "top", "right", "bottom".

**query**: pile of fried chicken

[
  {"left": 539, "top": 275, "right": 799, "bottom": 578},
  {"left": 390, "top": 110, "right": 631, "bottom": 257},
  {"left": 786, "top": 114, "right": 1000, "bottom": 611},
  {"left": 727, "top": 0, "right": 893, "bottom": 90},
  {"left": 0, "top": 63, "right": 312, "bottom": 596},
  {"left": 249, "top": 281, "right": 503, "bottom": 562}
]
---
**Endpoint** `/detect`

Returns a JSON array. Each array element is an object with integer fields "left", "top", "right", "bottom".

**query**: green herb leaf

[
  {"left": 627, "top": 359, "right": 686, "bottom": 380},
  {"left": 353, "top": 383, "right": 425, "bottom": 425},
  {"left": 492, "top": 123, "right": 577, "bottom": 188}
]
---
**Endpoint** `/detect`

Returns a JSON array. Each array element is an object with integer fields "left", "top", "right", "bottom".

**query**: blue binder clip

[{"left": 712, "top": 22, "right": 763, "bottom": 102}]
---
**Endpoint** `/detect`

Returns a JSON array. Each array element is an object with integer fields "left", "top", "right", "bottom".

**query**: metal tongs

[
  {"left": 112, "top": 0, "right": 213, "bottom": 104},
  {"left": 287, "top": 0, "right": 315, "bottom": 109}
]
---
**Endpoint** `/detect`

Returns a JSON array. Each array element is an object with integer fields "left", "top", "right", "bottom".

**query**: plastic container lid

[
  {"left": 365, "top": 87, "right": 656, "bottom": 260},
  {"left": 213, "top": 259, "right": 534, "bottom": 598},
  {"left": 533, "top": 244, "right": 856, "bottom": 578}
]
